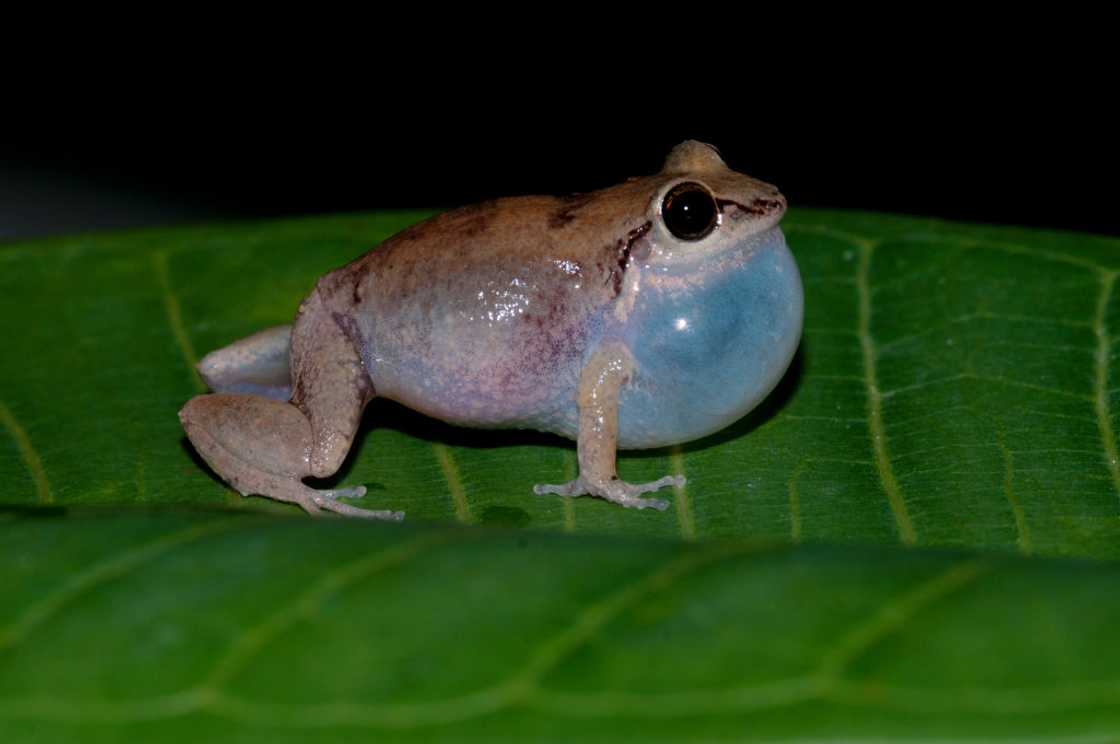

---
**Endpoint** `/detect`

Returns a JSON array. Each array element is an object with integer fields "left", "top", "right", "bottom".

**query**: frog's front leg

[
  {"left": 179, "top": 288, "right": 403, "bottom": 521},
  {"left": 534, "top": 341, "right": 684, "bottom": 511}
]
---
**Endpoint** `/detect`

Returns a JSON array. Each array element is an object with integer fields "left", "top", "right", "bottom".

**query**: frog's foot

[
  {"left": 180, "top": 394, "right": 404, "bottom": 521},
  {"left": 533, "top": 475, "right": 684, "bottom": 511},
  {"left": 249, "top": 479, "right": 403, "bottom": 521},
  {"left": 304, "top": 486, "right": 405, "bottom": 521},
  {"left": 197, "top": 325, "right": 293, "bottom": 401}
]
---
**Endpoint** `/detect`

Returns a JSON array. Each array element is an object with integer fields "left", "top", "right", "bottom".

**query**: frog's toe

[
  {"left": 624, "top": 496, "right": 670, "bottom": 511},
  {"left": 631, "top": 475, "right": 686, "bottom": 495},
  {"left": 309, "top": 487, "right": 405, "bottom": 521},
  {"left": 533, "top": 479, "right": 588, "bottom": 497},
  {"left": 617, "top": 475, "right": 686, "bottom": 510}
]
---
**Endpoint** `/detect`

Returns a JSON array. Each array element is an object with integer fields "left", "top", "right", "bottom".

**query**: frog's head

[
  {"left": 616, "top": 142, "right": 801, "bottom": 446},
  {"left": 644, "top": 140, "right": 786, "bottom": 265}
]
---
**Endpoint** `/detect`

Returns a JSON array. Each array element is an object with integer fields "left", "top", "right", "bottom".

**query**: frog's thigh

[
  {"left": 197, "top": 325, "right": 293, "bottom": 401},
  {"left": 533, "top": 341, "right": 683, "bottom": 511},
  {"left": 289, "top": 290, "right": 374, "bottom": 478}
]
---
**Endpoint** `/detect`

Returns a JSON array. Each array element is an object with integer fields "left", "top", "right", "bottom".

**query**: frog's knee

[{"left": 197, "top": 326, "right": 292, "bottom": 401}]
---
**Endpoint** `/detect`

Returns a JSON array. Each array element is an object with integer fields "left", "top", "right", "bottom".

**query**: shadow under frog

[{"left": 179, "top": 141, "right": 804, "bottom": 520}]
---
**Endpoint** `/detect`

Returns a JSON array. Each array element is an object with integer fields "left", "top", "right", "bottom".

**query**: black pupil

[{"left": 662, "top": 183, "right": 717, "bottom": 240}]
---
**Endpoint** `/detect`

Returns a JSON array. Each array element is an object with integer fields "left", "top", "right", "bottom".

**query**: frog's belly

[
  {"left": 614, "top": 233, "right": 803, "bottom": 449},
  {"left": 359, "top": 298, "right": 600, "bottom": 435}
]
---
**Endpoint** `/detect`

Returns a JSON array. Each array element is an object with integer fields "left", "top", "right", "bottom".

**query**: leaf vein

[
  {"left": 906, "top": 232, "right": 1110, "bottom": 274},
  {"left": 787, "top": 459, "right": 805, "bottom": 542},
  {"left": 815, "top": 559, "right": 989, "bottom": 682},
  {"left": 1093, "top": 271, "right": 1120, "bottom": 505},
  {"left": 881, "top": 374, "right": 1092, "bottom": 403},
  {"left": 670, "top": 445, "right": 694, "bottom": 540},
  {"left": 201, "top": 541, "right": 774, "bottom": 728},
  {"left": 996, "top": 424, "right": 1032, "bottom": 555},
  {"left": 0, "top": 517, "right": 247, "bottom": 651},
  {"left": 432, "top": 443, "right": 472, "bottom": 523},
  {"left": 858, "top": 239, "right": 916, "bottom": 545},
  {"left": 560, "top": 450, "right": 577, "bottom": 532},
  {"left": 0, "top": 399, "right": 51, "bottom": 504},
  {"left": 152, "top": 251, "right": 205, "bottom": 393},
  {"left": 200, "top": 531, "right": 459, "bottom": 691}
]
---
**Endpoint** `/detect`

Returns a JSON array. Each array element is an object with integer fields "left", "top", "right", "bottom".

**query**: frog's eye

[{"left": 661, "top": 182, "right": 719, "bottom": 241}]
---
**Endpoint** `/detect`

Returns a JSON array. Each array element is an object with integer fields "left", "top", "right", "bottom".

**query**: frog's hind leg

[
  {"left": 533, "top": 341, "right": 684, "bottom": 511},
  {"left": 197, "top": 325, "right": 293, "bottom": 401},
  {"left": 180, "top": 393, "right": 400, "bottom": 519},
  {"left": 180, "top": 287, "right": 401, "bottom": 520}
]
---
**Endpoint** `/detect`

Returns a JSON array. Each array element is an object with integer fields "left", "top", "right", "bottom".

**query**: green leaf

[
  {"left": 2, "top": 512, "right": 1119, "bottom": 742},
  {"left": 3, "top": 209, "right": 1120, "bottom": 555},
  {"left": 3, "top": 211, "right": 1120, "bottom": 740}
]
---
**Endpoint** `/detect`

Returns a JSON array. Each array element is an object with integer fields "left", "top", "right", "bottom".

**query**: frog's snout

[{"left": 717, "top": 193, "right": 787, "bottom": 231}]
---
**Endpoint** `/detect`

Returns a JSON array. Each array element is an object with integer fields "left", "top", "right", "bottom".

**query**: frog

[{"left": 179, "top": 140, "right": 803, "bottom": 520}]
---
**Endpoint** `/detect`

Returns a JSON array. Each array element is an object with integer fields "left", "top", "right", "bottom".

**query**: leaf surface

[
  {"left": 4, "top": 211, "right": 1120, "bottom": 740},
  {"left": 2, "top": 513, "right": 1120, "bottom": 742}
]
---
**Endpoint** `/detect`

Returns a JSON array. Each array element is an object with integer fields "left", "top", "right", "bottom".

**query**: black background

[{"left": 2, "top": 78, "right": 1115, "bottom": 241}]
